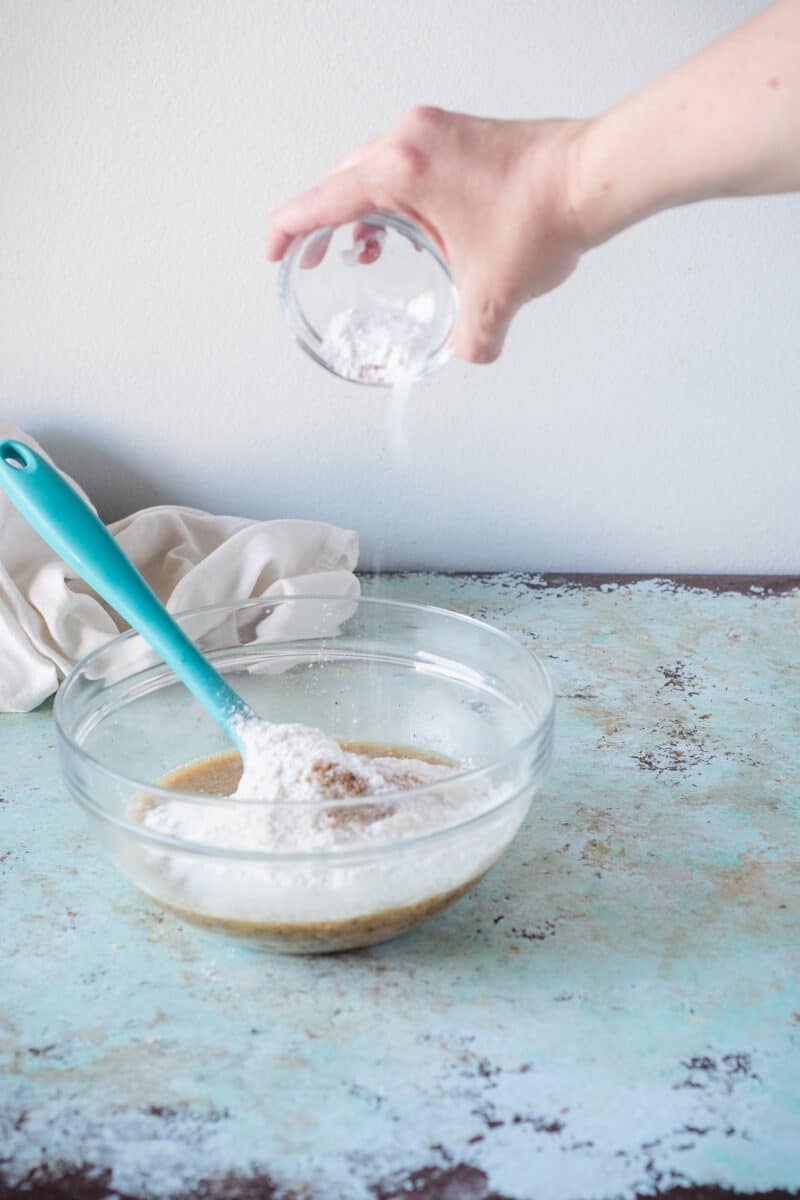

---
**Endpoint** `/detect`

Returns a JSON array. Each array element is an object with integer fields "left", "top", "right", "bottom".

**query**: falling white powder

[
  {"left": 133, "top": 289, "right": 509, "bottom": 925},
  {"left": 320, "top": 294, "right": 435, "bottom": 385},
  {"left": 386, "top": 376, "right": 412, "bottom": 468}
]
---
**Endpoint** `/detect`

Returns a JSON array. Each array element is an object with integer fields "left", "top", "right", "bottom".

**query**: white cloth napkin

[{"left": 0, "top": 423, "right": 359, "bottom": 712}]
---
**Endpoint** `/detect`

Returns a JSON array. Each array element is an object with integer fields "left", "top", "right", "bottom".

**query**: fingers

[
  {"left": 266, "top": 123, "right": 435, "bottom": 262},
  {"left": 351, "top": 221, "right": 385, "bottom": 265},
  {"left": 266, "top": 165, "right": 375, "bottom": 261},
  {"left": 300, "top": 222, "right": 385, "bottom": 271},
  {"left": 299, "top": 228, "right": 332, "bottom": 269},
  {"left": 286, "top": 138, "right": 385, "bottom": 266},
  {"left": 332, "top": 136, "right": 382, "bottom": 175}
]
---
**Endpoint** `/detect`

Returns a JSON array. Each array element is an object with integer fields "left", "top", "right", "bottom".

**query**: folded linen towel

[{"left": 0, "top": 423, "right": 359, "bottom": 712}]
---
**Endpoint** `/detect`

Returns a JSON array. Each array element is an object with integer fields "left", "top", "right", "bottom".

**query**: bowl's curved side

[
  {"left": 55, "top": 595, "right": 555, "bottom": 953},
  {"left": 77, "top": 781, "right": 536, "bottom": 952}
]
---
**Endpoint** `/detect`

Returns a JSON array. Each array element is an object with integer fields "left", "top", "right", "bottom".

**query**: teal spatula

[{"left": 0, "top": 439, "right": 256, "bottom": 749}]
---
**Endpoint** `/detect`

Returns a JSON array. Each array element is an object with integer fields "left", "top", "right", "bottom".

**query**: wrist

[
  {"left": 518, "top": 117, "right": 598, "bottom": 252},
  {"left": 566, "top": 109, "right": 672, "bottom": 251},
  {"left": 565, "top": 114, "right": 624, "bottom": 251}
]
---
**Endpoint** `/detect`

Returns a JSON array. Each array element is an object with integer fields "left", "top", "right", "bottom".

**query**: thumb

[{"left": 451, "top": 275, "right": 515, "bottom": 364}]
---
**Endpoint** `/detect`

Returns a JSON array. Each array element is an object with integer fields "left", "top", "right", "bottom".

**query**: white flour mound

[
  {"left": 233, "top": 720, "right": 388, "bottom": 803},
  {"left": 141, "top": 719, "right": 463, "bottom": 854},
  {"left": 320, "top": 295, "right": 435, "bottom": 384}
]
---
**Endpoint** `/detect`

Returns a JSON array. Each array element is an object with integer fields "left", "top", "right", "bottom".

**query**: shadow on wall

[{"left": 32, "top": 425, "right": 185, "bottom": 521}]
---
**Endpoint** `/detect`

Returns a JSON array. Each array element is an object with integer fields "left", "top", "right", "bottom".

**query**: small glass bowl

[
  {"left": 278, "top": 209, "right": 458, "bottom": 386},
  {"left": 55, "top": 596, "right": 554, "bottom": 954}
]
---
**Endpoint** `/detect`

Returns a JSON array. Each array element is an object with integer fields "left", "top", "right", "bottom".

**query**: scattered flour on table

[{"left": 140, "top": 719, "right": 478, "bottom": 855}]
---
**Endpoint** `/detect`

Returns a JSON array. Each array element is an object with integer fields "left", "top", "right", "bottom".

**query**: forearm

[{"left": 572, "top": 0, "right": 800, "bottom": 248}]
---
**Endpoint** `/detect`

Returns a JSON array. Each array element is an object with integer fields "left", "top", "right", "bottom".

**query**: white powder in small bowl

[{"left": 320, "top": 295, "right": 436, "bottom": 384}]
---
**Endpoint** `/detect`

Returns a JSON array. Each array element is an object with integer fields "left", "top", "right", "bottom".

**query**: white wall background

[{"left": 2, "top": 0, "right": 799, "bottom": 572}]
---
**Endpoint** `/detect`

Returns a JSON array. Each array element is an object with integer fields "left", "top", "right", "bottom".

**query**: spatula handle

[{"left": 0, "top": 439, "right": 253, "bottom": 746}]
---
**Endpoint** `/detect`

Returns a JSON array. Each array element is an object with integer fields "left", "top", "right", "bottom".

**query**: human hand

[{"left": 267, "top": 108, "right": 588, "bottom": 363}]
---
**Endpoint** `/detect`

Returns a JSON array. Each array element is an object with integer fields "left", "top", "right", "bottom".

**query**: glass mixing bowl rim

[
  {"left": 277, "top": 208, "right": 458, "bottom": 388},
  {"left": 54, "top": 593, "right": 555, "bottom": 809}
]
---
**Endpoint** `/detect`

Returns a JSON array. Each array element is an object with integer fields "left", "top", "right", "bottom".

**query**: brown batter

[
  {"left": 150, "top": 742, "right": 485, "bottom": 953},
  {"left": 157, "top": 740, "right": 451, "bottom": 795}
]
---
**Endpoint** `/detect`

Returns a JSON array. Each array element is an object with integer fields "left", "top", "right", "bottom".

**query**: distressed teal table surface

[{"left": 2, "top": 574, "right": 799, "bottom": 1200}]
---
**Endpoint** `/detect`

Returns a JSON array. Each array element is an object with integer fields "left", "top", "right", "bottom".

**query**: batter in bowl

[{"left": 133, "top": 741, "right": 503, "bottom": 953}]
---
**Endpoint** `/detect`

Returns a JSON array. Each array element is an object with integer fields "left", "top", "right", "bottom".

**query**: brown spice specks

[{"left": 306, "top": 759, "right": 370, "bottom": 798}]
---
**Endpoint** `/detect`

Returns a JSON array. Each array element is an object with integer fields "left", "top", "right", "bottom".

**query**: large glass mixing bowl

[{"left": 55, "top": 596, "right": 554, "bottom": 953}]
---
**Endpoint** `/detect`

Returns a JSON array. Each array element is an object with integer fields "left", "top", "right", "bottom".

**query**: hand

[{"left": 267, "top": 107, "right": 588, "bottom": 364}]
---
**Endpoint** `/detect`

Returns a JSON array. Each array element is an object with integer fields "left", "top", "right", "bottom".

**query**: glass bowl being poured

[{"left": 278, "top": 209, "right": 458, "bottom": 386}]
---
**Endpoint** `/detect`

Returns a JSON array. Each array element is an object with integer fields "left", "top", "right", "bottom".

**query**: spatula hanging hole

[{"left": 1, "top": 443, "right": 31, "bottom": 470}]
